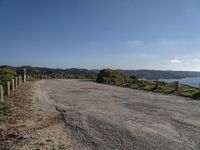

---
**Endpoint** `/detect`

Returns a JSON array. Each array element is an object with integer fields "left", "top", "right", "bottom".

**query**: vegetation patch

[
  {"left": 97, "top": 69, "right": 200, "bottom": 100},
  {"left": 96, "top": 69, "right": 138, "bottom": 85},
  {"left": 0, "top": 68, "right": 17, "bottom": 84},
  {"left": 177, "top": 85, "right": 200, "bottom": 99}
]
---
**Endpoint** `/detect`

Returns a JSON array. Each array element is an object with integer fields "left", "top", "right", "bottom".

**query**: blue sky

[{"left": 0, "top": 0, "right": 200, "bottom": 70}]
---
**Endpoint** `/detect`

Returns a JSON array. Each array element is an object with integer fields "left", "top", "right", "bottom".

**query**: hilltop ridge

[{"left": 1, "top": 65, "right": 200, "bottom": 80}]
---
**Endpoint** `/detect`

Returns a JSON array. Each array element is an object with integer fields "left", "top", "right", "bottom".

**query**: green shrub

[
  {"left": 96, "top": 69, "right": 136, "bottom": 84},
  {"left": 0, "top": 69, "right": 17, "bottom": 84},
  {"left": 177, "top": 85, "right": 199, "bottom": 99}
]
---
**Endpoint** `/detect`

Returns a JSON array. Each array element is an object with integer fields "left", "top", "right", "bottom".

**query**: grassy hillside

[
  {"left": 120, "top": 70, "right": 200, "bottom": 80},
  {"left": 132, "top": 80, "right": 200, "bottom": 99},
  {"left": 96, "top": 69, "right": 200, "bottom": 99},
  {"left": 0, "top": 66, "right": 98, "bottom": 79}
]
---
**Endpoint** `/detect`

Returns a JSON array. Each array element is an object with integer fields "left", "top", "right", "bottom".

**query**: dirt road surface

[{"left": 1, "top": 79, "right": 200, "bottom": 150}]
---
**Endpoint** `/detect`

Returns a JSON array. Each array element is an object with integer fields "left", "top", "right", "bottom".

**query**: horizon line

[{"left": 1, "top": 65, "right": 200, "bottom": 72}]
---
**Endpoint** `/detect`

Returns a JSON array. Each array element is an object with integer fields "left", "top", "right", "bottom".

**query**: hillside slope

[
  {"left": 120, "top": 70, "right": 200, "bottom": 80},
  {"left": 1, "top": 65, "right": 200, "bottom": 80}
]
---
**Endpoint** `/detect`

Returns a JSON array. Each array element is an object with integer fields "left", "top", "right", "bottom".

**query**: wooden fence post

[
  {"left": 155, "top": 80, "right": 159, "bottom": 89},
  {"left": 0, "top": 85, "right": 3, "bottom": 101},
  {"left": 18, "top": 76, "right": 22, "bottom": 86},
  {"left": 18, "top": 76, "right": 21, "bottom": 85},
  {"left": 141, "top": 80, "right": 144, "bottom": 87},
  {"left": 175, "top": 81, "right": 179, "bottom": 91},
  {"left": 23, "top": 69, "right": 26, "bottom": 83},
  {"left": 11, "top": 79, "right": 15, "bottom": 91},
  {"left": 17, "top": 76, "right": 20, "bottom": 86},
  {"left": 15, "top": 77, "right": 18, "bottom": 88},
  {"left": 6, "top": 81, "right": 11, "bottom": 96}
]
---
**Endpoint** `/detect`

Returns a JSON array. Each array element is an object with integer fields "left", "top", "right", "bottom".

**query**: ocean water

[{"left": 160, "top": 77, "right": 200, "bottom": 88}]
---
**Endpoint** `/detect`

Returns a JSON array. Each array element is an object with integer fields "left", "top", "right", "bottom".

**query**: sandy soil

[{"left": 1, "top": 79, "right": 200, "bottom": 150}]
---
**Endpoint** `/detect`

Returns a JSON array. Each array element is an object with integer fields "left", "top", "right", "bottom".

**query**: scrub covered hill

[
  {"left": 120, "top": 70, "right": 200, "bottom": 80},
  {"left": 0, "top": 66, "right": 98, "bottom": 79},
  {"left": 96, "top": 69, "right": 200, "bottom": 99},
  {"left": 1, "top": 66, "right": 200, "bottom": 80},
  {"left": 96, "top": 69, "right": 139, "bottom": 84}
]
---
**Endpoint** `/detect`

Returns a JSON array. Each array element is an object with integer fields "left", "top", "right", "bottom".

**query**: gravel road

[{"left": 13, "top": 79, "right": 200, "bottom": 149}]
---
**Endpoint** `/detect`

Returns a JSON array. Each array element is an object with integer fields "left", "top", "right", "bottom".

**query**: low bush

[
  {"left": 0, "top": 69, "right": 17, "bottom": 84},
  {"left": 96, "top": 69, "right": 138, "bottom": 84}
]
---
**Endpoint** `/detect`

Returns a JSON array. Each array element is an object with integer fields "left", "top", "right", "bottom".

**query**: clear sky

[{"left": 0, "top": 0, "right": 200, "bottom": 70}]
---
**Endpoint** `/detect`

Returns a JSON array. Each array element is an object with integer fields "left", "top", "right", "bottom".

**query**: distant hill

[
  {"left": 0, "top": 65, "right": 99, "bottom": 78},
  {"left": 119, "top": 70, "right": 200, "bottom": 80},
  {"left": 1, "top": 65, "right": 200, "bottom": 80}
]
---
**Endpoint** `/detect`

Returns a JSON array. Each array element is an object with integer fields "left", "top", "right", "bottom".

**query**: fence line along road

[
  {"left": 2, "top": 70, "right": 197, "bottom": 102},
  {"left": 0, "top": 70, "right": 84, "bottom": 102},
  {"left": 0, "top": 71, "right": 25, "bottom": 102}
]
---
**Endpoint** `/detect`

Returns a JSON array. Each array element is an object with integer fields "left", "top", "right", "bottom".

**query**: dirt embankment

[{"left": 0, "top": 81, "right": 74, "bottom": 150}]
